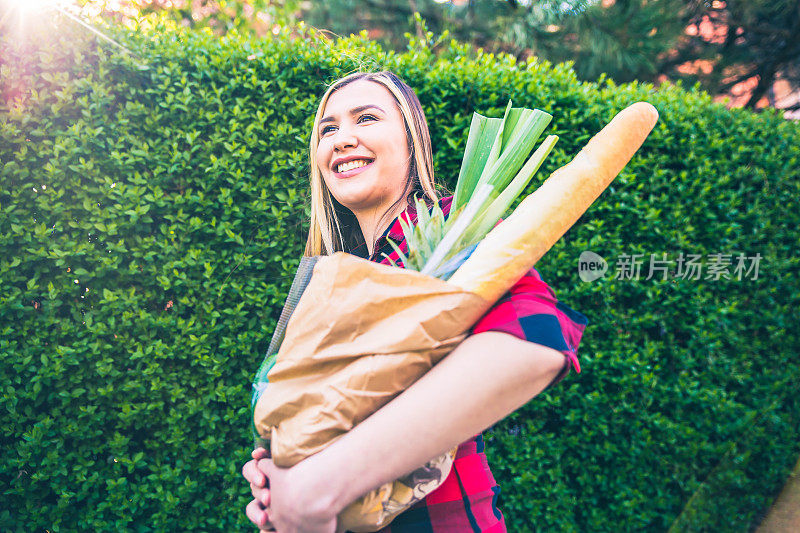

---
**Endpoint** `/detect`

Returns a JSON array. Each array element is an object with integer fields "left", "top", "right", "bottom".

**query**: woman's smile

[{"left": 332, "top": 157, "right": 375, "bottom": 178}]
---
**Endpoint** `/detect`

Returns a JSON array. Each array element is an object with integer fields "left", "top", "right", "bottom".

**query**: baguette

[{"left": 448, "top": 102, "right": 659, "bottom": 301}]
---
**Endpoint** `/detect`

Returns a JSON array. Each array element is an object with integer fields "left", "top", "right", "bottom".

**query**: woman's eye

[{"left": 320, "top": 115, "right": 374, "bottom": 135}]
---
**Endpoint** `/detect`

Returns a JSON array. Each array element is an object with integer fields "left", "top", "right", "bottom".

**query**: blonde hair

[{"left": 304, "top": 71, "right": 440, "bottom": 257}]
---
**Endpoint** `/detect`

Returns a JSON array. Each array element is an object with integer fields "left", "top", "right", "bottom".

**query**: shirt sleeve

[{"left": 470, "top": 267, "right": 589, "bottom": 384}]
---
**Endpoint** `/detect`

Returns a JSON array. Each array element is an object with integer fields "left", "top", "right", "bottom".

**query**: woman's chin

[
  {"left": 331, "top": 188, "right": 385, "bottom": 214},
  {"left": 326, "top": 176, "right": 405, "bottom": 216}
]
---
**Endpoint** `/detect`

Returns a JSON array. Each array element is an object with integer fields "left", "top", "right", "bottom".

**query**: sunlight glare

[
  {"left": 2, "top": 0, "right": 58, "bottom": 17},
  {"left": 0, "top": 0, "right": 137, "bottom": 58},
  {"left": 0, "top": 0, "right": 60, "bottom": 33}
]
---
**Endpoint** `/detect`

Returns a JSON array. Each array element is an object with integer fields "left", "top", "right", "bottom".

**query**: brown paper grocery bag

[{"left": 254, "top": 252, "right": 490, "bottom": 531}]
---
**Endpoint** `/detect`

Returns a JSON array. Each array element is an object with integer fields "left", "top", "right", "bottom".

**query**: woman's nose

[{"left": 333, "top": 126, "right": 358, "bottom": 151}]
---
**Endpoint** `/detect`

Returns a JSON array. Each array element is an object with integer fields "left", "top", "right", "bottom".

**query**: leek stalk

[{"left": 390, "top": 100, "right": 557, "bottom": 277}]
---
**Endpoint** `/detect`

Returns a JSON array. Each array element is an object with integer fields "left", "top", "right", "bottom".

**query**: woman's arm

[{"left": 277, "top": 330, "right": 567, "bottom": 518}]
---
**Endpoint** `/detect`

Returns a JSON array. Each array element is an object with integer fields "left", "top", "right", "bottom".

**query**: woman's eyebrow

[{"left": 320, "top": 104, "right": 386, "bottom": 125}]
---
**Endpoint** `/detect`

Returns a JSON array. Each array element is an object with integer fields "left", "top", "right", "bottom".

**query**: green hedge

[{"left": 2, "top": 19, "right": 799, "bottom": 532}]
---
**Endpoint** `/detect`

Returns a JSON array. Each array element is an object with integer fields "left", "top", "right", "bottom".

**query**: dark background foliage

[
  {"left": 304, "top": 0, "right": 800, "bottom": 112},
  {"left": 65, "top": 0, "right": 800, "bottom": 114},
  {"left": 1, "top": 19, "right": 799, "bottom": 531}
]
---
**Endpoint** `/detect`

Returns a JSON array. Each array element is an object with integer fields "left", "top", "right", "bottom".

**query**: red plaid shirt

[{"left": 347, "top": 196, "right": 588, "bottom": 532}]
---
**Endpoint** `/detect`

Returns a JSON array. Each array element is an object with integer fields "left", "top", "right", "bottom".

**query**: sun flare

[
  {"left": 1, "top": 0, "right": 65, "bottom": 35},
  {"left": 1, "top": 0, "right": 135, "bottom": 58}
]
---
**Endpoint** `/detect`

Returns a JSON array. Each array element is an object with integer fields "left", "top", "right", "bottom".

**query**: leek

[{"left": 389, "top": 100, "right": 557, "bottom": 276}]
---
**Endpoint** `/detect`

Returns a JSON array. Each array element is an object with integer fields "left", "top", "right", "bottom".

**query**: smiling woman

[
  {"left": 241, "top": 71, "right": 587, "bottom": 533},
  {"left": 306, "top": 72, "right": 440, "bottom": 258},
  {"left": 315, "top": 80, "right": 415, "bottom": 256}
]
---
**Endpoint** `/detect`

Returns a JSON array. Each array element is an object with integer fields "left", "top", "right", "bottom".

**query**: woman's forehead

[{"left": 323, "top": 80, "right": 399, "bottom": 116}]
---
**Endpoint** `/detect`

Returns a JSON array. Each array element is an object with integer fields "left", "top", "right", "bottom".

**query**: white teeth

[{"left": 337, "top": 159, "right": 370, "bottom": 173}]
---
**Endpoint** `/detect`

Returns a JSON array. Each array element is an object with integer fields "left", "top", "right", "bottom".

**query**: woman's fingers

[
  {"left": 242, "top": 458, "right": 266, "bottom": 487},
  {"left": 252, "top": 447, "right": 269, "bottom": 460},
  {"left": 245, "top": 498, "right": 273, "bottom": 530},
  {"left": 245, "top": 449, "right": 274, "bottom": 530},
  {"left": 250, "top": 482, "right": 271, "bottom": 507},
  {"left": 256, "top": 457, "right": 274, "bottom": 476}
]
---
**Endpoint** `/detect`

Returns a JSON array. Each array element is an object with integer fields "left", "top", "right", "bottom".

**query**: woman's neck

[{"left": 353, "top": 200, "right": 407, "bottom": 257}]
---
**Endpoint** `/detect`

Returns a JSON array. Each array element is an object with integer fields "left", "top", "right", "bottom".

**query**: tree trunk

[{"left": 745, "top": 62, "right": 778, "bottom": 109}]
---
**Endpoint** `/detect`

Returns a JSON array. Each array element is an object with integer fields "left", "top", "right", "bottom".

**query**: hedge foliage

[{"left": 2, "top": 18, "right": 799, "bottom": 532}]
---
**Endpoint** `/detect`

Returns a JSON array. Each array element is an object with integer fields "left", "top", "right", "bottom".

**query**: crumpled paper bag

[{"left": 254, "top": 252, "right": 490, "bottom": 532}]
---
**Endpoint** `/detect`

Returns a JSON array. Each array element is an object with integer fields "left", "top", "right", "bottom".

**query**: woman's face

[{"left": 316, "top": 80, "right": 411, "bottom": 217}]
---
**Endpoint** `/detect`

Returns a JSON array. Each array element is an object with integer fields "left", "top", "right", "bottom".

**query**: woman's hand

[
  {"left": 243, "top": 448, "right": 274, "bottom": 531},
  {"left": 256, "top": 456, "right": 339, "bottom": 533},
  {"left": 242, "top": 447, "right": 342, "bottom": 533}
]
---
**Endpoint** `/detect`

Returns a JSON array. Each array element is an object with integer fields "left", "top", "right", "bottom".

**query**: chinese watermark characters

[{"left": 578, "top": 251, "right": 762, "bottom": 282}]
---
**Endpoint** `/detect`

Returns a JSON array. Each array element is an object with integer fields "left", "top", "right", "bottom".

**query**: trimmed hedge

[{"left": 2, "top": 19, "right": 799, "bottom": 532}]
